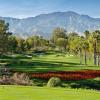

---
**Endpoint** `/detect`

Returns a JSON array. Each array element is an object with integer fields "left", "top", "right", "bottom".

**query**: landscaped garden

[{"left": 0, "top": 53, "right": 100, "bottom": 90}]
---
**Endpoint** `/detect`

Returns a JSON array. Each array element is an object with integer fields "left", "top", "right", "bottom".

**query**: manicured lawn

[
  {"left": 0, "top": 54, "right": 100, "bottom": 100},
  {"left": 0, "top": 53, "right": 100, "bottom": 72},
  {"left": 0, "top": 85, "right": 100, "bottom": 100}
]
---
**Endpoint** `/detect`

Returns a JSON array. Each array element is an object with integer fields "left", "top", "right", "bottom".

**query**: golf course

[
  {"left": 0, "top": 85, "right": 100, "bottom": 100},
  {"left": 0, "top": 53, "right": 100, "bottom": 100},
  {"left": 0, "top": 5, "right": 100, "bottom": 99}
]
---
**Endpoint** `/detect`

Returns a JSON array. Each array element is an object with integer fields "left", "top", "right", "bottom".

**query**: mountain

[{"left": 0, "top": 11, "right": 100, "bottom": 38}]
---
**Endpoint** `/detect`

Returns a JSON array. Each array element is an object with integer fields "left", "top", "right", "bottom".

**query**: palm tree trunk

[
  {"left": 80, "top": 48, "right": 82, "bottom": 65},
  {"left": 98, "top": 54, "right": 100, "bottom": 66},
  {"left": 84, "top": 49, "right": 87, "bottom": 65},
  {"left": 94, "top": 42, "right": 97, "bottom": 65}
]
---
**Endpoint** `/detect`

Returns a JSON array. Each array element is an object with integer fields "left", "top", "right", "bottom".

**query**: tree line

[{"left": 0, "top": 20, "right": 100, "bottom": 66}]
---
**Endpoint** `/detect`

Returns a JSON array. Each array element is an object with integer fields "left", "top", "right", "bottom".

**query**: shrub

[
  {"left": 31, "top": 70, "right": 100, "bottom": 80},
  {"left": 11, "top": 73, "right": 33, "bottom": 85},
  {"left": 93, "top": 77, "right": 100, "bottom": 81},
  {"left": 47, "top": 77, "right": 61, "bottom": 87},
  {"left": 70, "top": 83, "right": 81, "bottom": 88},
  {"left": 0, "top": 75, "right": 13, "bottom": 85}
]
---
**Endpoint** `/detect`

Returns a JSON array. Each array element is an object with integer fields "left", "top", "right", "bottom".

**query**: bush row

[{"left": 30, "top": 70, "right": 100, "bottom": 80}]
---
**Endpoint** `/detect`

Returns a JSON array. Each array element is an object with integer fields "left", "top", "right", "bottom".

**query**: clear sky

[{"left": 0, "top": 0, "right": 100, "bottom": 18}]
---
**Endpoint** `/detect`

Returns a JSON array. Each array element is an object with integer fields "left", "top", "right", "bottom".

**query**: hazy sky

[{"left": 0, "top": 0, "right": 100, "bottom": 18}]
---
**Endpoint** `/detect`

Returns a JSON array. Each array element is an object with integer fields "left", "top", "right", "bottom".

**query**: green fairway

[
  {"left": 0, "top": 85, "right": 100, "bottom": 100},
  {"left": 0, "top": 53, "right": 100, "bottom": 72},
  {"left": 0, "top": 86, "right": 100, "bottom": 100}
]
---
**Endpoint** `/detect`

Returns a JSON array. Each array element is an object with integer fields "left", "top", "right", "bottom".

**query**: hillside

[{"left": 0, "top": 11, "right": 100, "bottom": 38}]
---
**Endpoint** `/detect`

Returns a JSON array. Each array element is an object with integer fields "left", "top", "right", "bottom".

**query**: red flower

[{"left": 30, "top": 70, "right": 100, "bottom": 80}]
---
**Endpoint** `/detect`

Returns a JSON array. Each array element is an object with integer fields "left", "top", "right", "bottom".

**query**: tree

[
  {"left": 84, "top": 30, "right": 90, "bottom": 39},
  {"left": 97, "top": 43, "right": 100, "bottom": 66},
  {"left": 95, "top": 31, "right": 100, "bottom": 66},
  {"left": 0, "top": 20, "right": 12, "bottom": 55},
  {"left": 83, "top": 41, "right": 89, "bottom": 65},
  {"left": 8, "top": 36, "right": 18, "bottom": 53},
  {"left": 78, "top": 36, "right": 84, "bottom": 65},
  {"left": 91, "top": 30, "right": 100, "bottom": 65},
  {"left": 51, "top": 27, "right": 67, "bottom": 52},
  {"left": 83, "top": 31, "right": 90, "bottom": 65},
  {"left": 27, "top": 35, "right": 50, "bottom": 52},
  {"left": 56, "top": 38, "right": 67, "bottom": 51},
  {"left": 16, "top": 38, "right": 26, "bottom": 53},
  {"left": 51, "top": 27, "right": 67, "bottom": 45},
  {"left": 68, "top": 33, "right": 79, "bottom": 54}
]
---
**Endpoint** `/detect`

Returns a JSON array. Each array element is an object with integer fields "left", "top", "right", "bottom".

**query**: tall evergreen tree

[{"left": 0, "top": 20, "right": 12, "bottom": 55}]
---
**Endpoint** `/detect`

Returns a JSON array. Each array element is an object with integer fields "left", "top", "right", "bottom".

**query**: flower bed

[{"left": 30, "top": 70, "right": 100, "bottom": 80}]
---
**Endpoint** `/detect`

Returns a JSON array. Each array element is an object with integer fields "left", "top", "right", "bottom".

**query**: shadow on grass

[
  {"left": 9, "top": 59, "right": 81, "bottom": 67},
  {"left": 62, "top": 78, "right": 100, "bottom": 90},
  {"left": 0, "top": 54, "right": 96, "bottom": 72},
  {"left": 30, "top": 78, "right": 100, "bottom": 90}
]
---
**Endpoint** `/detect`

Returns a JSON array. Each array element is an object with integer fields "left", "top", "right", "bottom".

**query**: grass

[
  {"left": 0, "top": 85, "right": 100, "bottom": 100},
  {"left": 0, "top": 53, "right": 100, "bottom": 72},
  {"left": 0, "top": 53, "right": 100, "bottom": 100}
]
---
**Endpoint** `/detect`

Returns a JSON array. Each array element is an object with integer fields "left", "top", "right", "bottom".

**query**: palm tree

[
  {"left": 96, "top": 31, "right": 100, "bottom": 66},
  {"left": 97, "top": 44, "right": 100, "bottom": 66},
  {"left": 78, "top": 36, "right": 84, "bottom": 65},
  {"left": 92, "top": 30, "right": 100, "bottom": 65},
  {"left": 83, "top": 41, "right": 89, "bottom": 65},
  {"left": 83, "top": 31, "right": 90, "bottom": 65}
]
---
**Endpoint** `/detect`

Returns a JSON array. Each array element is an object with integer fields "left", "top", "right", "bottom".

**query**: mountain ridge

[{"left": 0, "top": 11, "right": 100, "bottom": 38}]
